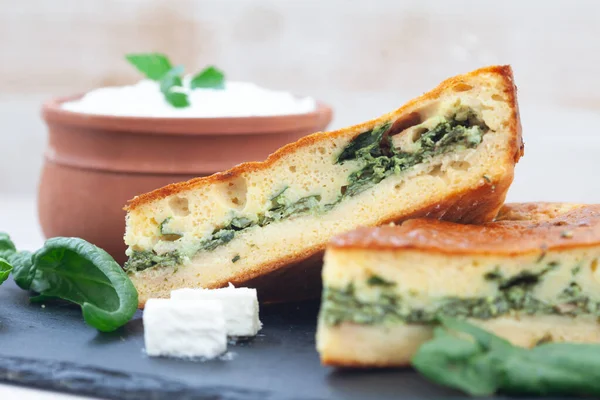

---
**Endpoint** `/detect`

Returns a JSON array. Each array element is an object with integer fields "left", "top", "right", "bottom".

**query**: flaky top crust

[
  {"left": 330, "top": 203, "right": 600, "bottom": 255},
  {"left": 124, "top": 65, "right": 522, "bottom": 211}
]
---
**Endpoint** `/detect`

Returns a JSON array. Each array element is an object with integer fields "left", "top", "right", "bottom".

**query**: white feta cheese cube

[
  {"left": 143, "top": 298, "right": 227, "bottom": 358},
  {"left": 170, "top": 284, "right": 262, "bottom": 337}
]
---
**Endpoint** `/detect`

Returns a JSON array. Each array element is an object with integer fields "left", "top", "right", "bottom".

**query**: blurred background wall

[{"left": 2, "top": 0, "right": 600, "bottom": 198}]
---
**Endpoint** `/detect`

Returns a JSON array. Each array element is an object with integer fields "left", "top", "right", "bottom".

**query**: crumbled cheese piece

[
  {"left": 171, "top": 284, "right": 262, "bottom": 337},
  {"left": 143, "top": 298, "right": 226, "bottom": 358}
]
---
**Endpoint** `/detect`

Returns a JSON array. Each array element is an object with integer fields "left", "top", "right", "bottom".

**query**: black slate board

[{"left": 0, "top": 278, "right": 576, "bottom": 400}]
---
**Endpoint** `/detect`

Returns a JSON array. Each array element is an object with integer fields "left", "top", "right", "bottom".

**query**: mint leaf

[
  {"left": 164, "top": 91, "right": 190, "bottom": 108},
  {"left": 159, "top": 66, "right": 189, "bottom": 108},
  {"left": 126, "top": 53, "right": 173, "bottom": 81},
  {"left": 190, "top": 66, "right": 225, "bottom": 89},
  {"left": 159, "top": 65, "right": 184, "bottom": 93},
  {"left": 126, "top": 54, "right": 225, "bottom": 108}
]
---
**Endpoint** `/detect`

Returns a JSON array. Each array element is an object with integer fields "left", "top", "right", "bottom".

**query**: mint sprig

[
  {"left": 126, "top": 53, "right": 173, "bottom": 81},
  {"left": 125, "top": 53, "right": 225, "bottom": 108},
  {"left": 158, "top": 65, "right": 189, "bottom": 109},
  {"left": 191, "top": 66, "right": 225, "bottom": 89},
  {"left": 159, "top": 65, "right": 184, "bottom": 91},
  {"left": 164, "top": 91, "right": 190, "bottom": 108}
]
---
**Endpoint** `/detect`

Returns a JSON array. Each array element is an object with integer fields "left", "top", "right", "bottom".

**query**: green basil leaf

[
  {"left": 412, "top": 326, "right": 501, "bottom": 396},
  {"left": 0, "top": 232, "right": 34, "bottom": 288},
  {"left": 0, "top": 257, "right": 12, "bottom": 285},
  {"left": 29, "top": 294, "right": 61, "bottom": 304},
  {"left": 190, "top": 66, "right": 225, "bottom": 89},
  {"left": 30, "top": 237, "right": 138, "bottom": 332},
  {"left": 9, "top": 250, "right": 35, "bottom": 289},
  {"left": 500, "top": 343, "right": 600, "bottom": 396},
  {"left": 413, "top": 318, "right": 600, "bottom": 397},
  {"left": 0, "top": 232, "right": 16, "bottom": 260},
  {"left": 531, "top": 342, "right": 600, "bottom": 375},
  {"left": 125, "top": 53, "right": 173, "bottom": 81},
  {"left": 438, "top": 316, "right": 514, "bottom": 352}
]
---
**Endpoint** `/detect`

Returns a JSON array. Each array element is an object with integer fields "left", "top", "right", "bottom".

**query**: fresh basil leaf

[
  {"left": 190, "top": 66, "right": 225, "bottom": 89},
  {"left": 125, "top": 53, "right": 173, "bottom": 81},
  {"left": 9, "top": 250, "right": 35, "bottom": 289},
  {"left": 412, "top": 326, "right": 502, "bottom": 396},
  {"left": 0, "top": 232, "right": 16, "bottom": 259},
  {"left": 438, "top": 316, "right": 514, "bottom": 352},
  {"left": 30, "top": 237, "right": 138, "bottom": 332},
  {"left": 500, "top": 343, "right": 600, "bottom": 396},
  {"left": 29, "top": 294, "right": 61, "bottom": 304},
  {"left": 0, "top": 232, "right": 33, "bottom": 288},
  {"left": 531, "top": 342, "right": 600, "bottom": 376},
  {"left": 0, "top": 257, "right": 12, "bottom": 285},
  {"left": 413, "top": 318, "right": 600, "bottom": 397}
]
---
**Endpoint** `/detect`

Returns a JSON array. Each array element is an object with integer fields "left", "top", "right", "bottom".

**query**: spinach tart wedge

[
  {"left": 317, "top": 203, "right": 600, "bottom": 367},
  {"left": 124, "top": 65, "right": 523, "bottom": 307}
]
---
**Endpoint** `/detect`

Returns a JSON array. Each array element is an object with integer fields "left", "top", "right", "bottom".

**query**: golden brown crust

[
  {"left": 495, "top": 202, "right": 585, "bottom": 222},
  {"left": 124, "top": 65, "right": 521, "bottom": 211},
  {"left": 330, "top": 203, "right": 600, "bottom": 255},
  {"left": 321, "top": 356, "right": 409, "bottom": 369}
]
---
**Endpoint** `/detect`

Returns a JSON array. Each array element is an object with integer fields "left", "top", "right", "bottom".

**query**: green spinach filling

[
  {"left": 320, "top": 264, "right": 600, "bottom": 326},
  {"left": 125, "top": 249, "right": 183, "bottom": 272},
  {"left": 337, "top": 110, "right": 487, "bottom": 197},
  {"left": 187, "top": 188, "right": 322, "bottom": 254},
  {"left": 126, "top": 109, "right": 488, "bottom": 272},
  {"left": 124, "top": 188, "right": 321, "bottom": 272}
]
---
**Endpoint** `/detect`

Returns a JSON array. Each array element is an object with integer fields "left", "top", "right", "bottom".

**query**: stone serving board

[{"left": 0, "top": 278, "right": 576, "bottom": 400}]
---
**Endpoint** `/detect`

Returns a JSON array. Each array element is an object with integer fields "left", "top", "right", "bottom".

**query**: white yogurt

[{"left": 61, "top": 78, "right": 317, "bottom": 118}]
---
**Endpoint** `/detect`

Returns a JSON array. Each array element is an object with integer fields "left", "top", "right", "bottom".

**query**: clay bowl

[{"left": 39, "top": 95, "right": 333, "bottom": 264}]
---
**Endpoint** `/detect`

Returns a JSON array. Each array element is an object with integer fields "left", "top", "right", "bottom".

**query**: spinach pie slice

[
  {"left": 124, "top": 65, "right": 522, "bottom": 307},
  {"left": 317, "top": 203, "right": 600, "bottom": 367}
]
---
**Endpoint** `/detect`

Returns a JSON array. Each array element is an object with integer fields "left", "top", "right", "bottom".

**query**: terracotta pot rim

[
  {"left": 42, "top": 157, "right": 216, "bottom": 176},
  {"left": 42, "top": 93, "right": 334, "bottom": 136}
]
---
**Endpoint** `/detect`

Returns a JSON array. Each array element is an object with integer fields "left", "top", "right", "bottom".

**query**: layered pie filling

[
  {"left": 125, "top": 104, "right": 489, "bottom": 273},
  {"left": 319, "top": 261, "right": 600, "bottom": 327}
]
